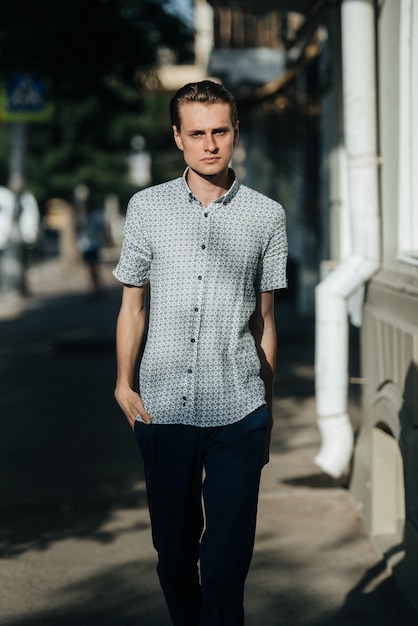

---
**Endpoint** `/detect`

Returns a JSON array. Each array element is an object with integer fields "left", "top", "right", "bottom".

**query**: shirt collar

[{"left": 182, "top": 167, "right": 240, "bottom": 206}]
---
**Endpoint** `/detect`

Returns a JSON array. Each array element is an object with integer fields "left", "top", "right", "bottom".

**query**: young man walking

[{"left": 113, "top": 80, "right": 287, "bottom": 626}]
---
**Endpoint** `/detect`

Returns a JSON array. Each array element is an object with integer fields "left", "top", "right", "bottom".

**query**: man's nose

[{"left": 204, "top": 134, "right": 217, "bottom": 152}]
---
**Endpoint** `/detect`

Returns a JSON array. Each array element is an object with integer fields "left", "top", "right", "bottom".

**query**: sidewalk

[{"left": 0, "top": 254, "right": 416, "bottom": 626}]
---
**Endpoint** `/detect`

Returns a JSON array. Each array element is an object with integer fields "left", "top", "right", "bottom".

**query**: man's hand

[
  {"left": 114, "top": 385, "right": 152, "bottom": 429},
  {"left": 262, "top": 415, "right": 273, "bottom": 466}
]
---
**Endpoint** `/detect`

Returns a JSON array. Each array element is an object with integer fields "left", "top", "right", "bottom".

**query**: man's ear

[{"left": 172, "top": 125, "right": 183, "bottom": 151}]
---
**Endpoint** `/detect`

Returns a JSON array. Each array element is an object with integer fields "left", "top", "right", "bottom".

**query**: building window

[{"left": 398, "top": 0, "right": 418, "bottom": 265}]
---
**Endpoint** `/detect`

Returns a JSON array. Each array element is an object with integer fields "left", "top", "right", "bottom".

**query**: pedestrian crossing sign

[{"left": 0, "top": 74, "right": 54, "bottom": 122}]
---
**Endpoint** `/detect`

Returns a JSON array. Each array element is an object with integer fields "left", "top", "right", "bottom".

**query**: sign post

[{"left": 0, "top": 74, "right": 50, "bottom": 295}]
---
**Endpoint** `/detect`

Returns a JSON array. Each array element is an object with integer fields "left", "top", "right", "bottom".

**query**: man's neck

[{"left": 186, "top": 168, "right": 232, "bottom": 207}]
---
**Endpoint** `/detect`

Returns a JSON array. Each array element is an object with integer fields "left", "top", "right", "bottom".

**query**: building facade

[{"left": 203, "top": 0, "right": 418, "bottom": 612}]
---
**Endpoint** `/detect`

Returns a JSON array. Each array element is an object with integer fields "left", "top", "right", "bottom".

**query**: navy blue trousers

[{"left": 134, "top": 404, "right": 269, "bottom": 626}]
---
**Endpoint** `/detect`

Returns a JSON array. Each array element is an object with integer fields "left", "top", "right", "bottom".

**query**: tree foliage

[
  {"left": 0, "top": 0, "right": 193, "bottom": 97},
  {"left": 0, "top": 0, "right": 193, "bottom": 207}
]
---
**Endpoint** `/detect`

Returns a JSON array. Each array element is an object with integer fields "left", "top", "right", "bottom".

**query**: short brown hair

[{"left": 170, "top": 80, "right": 239, "bottom": 130}]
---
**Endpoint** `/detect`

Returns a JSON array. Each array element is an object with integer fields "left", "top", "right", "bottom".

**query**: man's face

[{"left": 172, "top": 102, "right": 239, "bottom": 178}]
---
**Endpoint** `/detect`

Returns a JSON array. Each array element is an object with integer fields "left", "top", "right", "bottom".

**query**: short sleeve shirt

[{"left": 113, "top": 169, "right": 287, "bottom": 427}]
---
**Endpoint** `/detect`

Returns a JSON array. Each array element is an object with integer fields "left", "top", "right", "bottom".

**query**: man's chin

[{"left": 189, "top": 164, "right": 226, "bottom": 179}]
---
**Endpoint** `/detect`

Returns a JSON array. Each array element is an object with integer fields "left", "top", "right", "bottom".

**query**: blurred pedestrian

[
  {"left": 77, "top": 199, "right": 107, "bottom": 295},
  {"left": 113, "top": 80, "right": 287, "bottom": 626},
  {"left": 0, "top": 179, "right": 40, "bottom": 295}
]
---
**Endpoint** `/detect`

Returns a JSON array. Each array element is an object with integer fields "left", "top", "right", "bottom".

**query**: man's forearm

[
  {"left": 115, "top": 285, "right": 148, "bottom": 391},
  {"left": 116, "top": 307, "right": 146, "bottom": 389},
  {"left": 258, "top": 323, "right": 277, "bottom": 416},
  {"left": 249, "top": 291, "right": 277, "bottom": 415}
]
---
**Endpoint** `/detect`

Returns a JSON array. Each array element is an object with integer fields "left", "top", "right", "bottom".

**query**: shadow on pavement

[
  {"left": 1, "top": 560, "right": 170, "bottom": 626},
  {"left": 0, "top": 284, "right": 148, "bottom": 559},
  {"left": 314, "top": 558, "right": 418, "bottom": 626}
]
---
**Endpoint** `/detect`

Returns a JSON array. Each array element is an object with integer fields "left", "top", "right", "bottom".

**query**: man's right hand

[{"left": 114, "top": 385, "right": 152, "bottom": 429}]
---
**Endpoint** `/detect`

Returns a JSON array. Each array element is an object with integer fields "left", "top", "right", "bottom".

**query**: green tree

[
  {"left": 0, "top": 0, "right": 193, "bottom": 206},
  {"left": 0, "top": 0, "right": 193, "bottom": 98}
]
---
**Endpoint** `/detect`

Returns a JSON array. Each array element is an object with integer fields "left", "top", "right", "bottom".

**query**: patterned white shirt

[{"left": 113, "top": 169, "right": 287, "bottom": 427}]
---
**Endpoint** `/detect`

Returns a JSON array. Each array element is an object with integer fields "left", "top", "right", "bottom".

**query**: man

[{"left": 113, "top": 80, "right": 287, "bottom": 626}]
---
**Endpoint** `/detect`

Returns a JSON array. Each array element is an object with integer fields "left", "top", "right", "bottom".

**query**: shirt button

[
  {"left": 204, "top": 212, "right": 208, "bottom": 217},
  {"left": 183, "top": 396, "right": 187, "bottom": 400},
  {"left": 188, "top": 369, "right": 192, "bottom": 374},
  {"left": 191, "top": 338, "right": 195, "bottom": 343},
  {"left": 198, "top": 275, "right": 202, "bottom": 280},
  {"left": 201, "top": 244, "right": 206, "bottom": 250},
  {"left": 194, "top": 307, "right": 199, "bottom": 312}
]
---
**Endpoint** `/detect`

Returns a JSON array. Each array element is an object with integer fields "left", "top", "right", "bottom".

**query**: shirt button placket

[
  {"left": 197, "top": 206, "right": 210, "bottom": 304},
  {"left": 185, "top": 208, "right": 210, "bottom": 413}
]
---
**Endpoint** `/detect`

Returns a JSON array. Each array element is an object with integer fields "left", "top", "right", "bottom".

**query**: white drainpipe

[{"left": 314, "top": 0, "right": 381, "bottom": 478}]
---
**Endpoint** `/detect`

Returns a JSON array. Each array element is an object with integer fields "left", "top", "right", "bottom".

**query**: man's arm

[
  {"left": 249, "top": 290, "right": 277, "bottom": 464},
  {"left": 114, "top": 284, "right": 151, "bottom": 429}
]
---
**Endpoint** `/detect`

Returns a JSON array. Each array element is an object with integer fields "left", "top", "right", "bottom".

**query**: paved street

[{"left": 0, "top": 252, "right": 417, "bottom": 626}]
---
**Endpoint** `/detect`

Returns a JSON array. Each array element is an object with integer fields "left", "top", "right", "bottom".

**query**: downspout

[{"left": 314, "top": 0, "right": 381, "bottom": 478}]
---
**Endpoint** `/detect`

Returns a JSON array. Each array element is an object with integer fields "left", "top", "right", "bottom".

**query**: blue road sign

[
  {"left": 0, "top": 74, "right": 53, "bottom": 122},
  {"left": 7, "top": 74, "right": 45, "bottom": 112}
]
